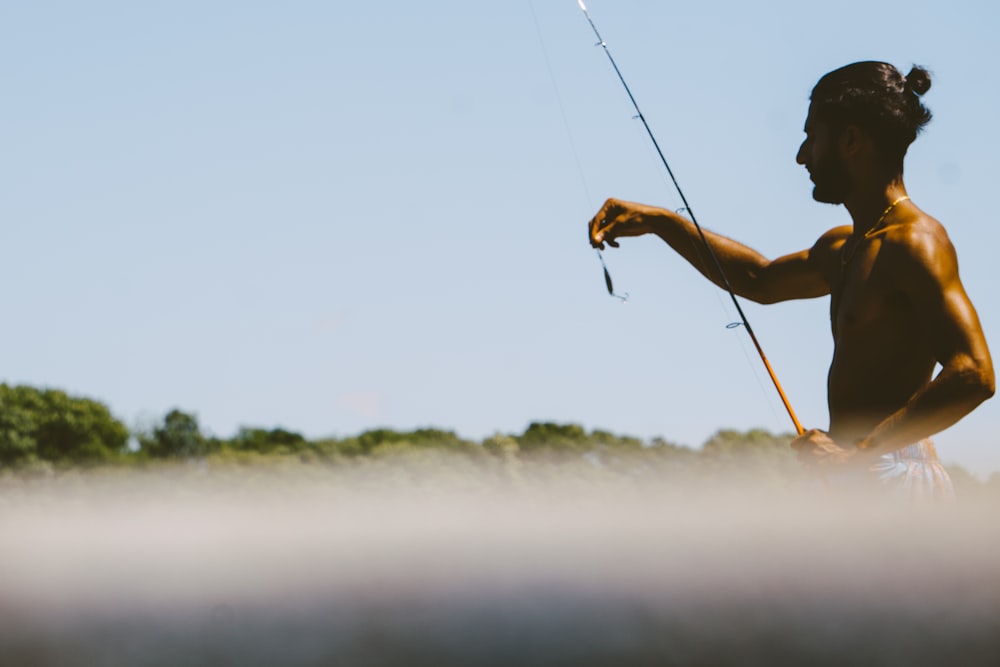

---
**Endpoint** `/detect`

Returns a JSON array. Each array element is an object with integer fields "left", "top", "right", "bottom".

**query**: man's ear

[{"left": 838, "top": 124, "right": 868, "bottom": 158}]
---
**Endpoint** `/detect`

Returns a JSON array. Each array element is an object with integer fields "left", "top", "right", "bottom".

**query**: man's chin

[{"left": 812, "top": 186, "right": 844, "bottom": 205}]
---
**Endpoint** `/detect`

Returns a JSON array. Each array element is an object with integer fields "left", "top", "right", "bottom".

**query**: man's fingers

[
  {"left": 588, "top": 198, "right": 621, "bottom": 247},
  {"left": 592, "top": 226, "right": 621, "bottom": 249},
  {"left": 588, "top": 218, "right": 605, "bottom": 245},
  {"left": 590, "top": 223, "right": 616, "bottom": 250},
  {"left": 790, "top": 436, "right": 812, "bottom": 451}
]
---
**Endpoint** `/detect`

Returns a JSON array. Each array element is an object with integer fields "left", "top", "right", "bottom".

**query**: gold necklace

[{"left": 840, "top": 195, "right": 910, "bottom": 268}]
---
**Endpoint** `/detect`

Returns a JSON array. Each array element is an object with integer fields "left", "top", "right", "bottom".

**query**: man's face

[{"left": 796, "top": 109, "right": 850, "bottom": 204}]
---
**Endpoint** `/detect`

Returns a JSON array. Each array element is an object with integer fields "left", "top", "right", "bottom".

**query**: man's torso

[{"left": 820, "top": 219, "right": 941, "bottom": 442}]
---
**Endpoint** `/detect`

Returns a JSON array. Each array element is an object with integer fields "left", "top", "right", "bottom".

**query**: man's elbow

[
  {"left": 944, "top": 354, "right": 995, "bottom": 408},
  {"left": 964, "top": 359, "right": 995, "bottom": 404},
  {"left": 743, "top": 287, "right": 779, "bottom": 305},
  {"left": 736, "top": 269, "right": 775, "bottom": 304},
  {"left": 738, "top": 279, "right": 780, "bottom": 305},
  {"left": 977, "top": 366, "right": 996, "bottom": 402}
]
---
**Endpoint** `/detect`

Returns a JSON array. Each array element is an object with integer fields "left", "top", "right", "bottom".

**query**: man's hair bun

[{"left": 904, "top": 66, "right": 932, "bottom": 96}]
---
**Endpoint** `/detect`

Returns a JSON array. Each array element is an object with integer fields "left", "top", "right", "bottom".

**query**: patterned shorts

[
  {"left": 825, "top": 440, "right": 955, "bottom": 504},
  {"left": 868, "top": 439, "right": 955, "bottom": 503}
]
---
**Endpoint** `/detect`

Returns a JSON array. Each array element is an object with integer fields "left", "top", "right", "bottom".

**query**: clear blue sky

[{"left": 2, "top": 1, "right": 998, "bottom": 473}]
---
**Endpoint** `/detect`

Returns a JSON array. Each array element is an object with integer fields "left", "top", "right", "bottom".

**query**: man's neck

[{"left": 843, "top": 177, "right": 908, "bottom": 236}]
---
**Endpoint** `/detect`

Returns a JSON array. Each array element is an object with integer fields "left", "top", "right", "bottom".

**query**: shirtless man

[{"left": 588, "top": 61, "right": 994, "bottom": 497}]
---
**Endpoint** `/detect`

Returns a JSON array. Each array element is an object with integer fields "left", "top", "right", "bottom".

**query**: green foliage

[
  {"left": 337, "top": 428, "right": 476, "bottom": 457},
  {"left": 701, "top": 428, "right": 794, "bottom": 455},
  {"left": 0, "top": 384, "right": 816, "bottom": 486},
  {"left": 482, "top": 433, "right": 519, "bottom": 456},
  {"left": 513, "top": 422, "right": 675, "bottom": 462},
  {"left": 516, "top": 422, "right": 590, "bottom": 453},
  {"left": 0, "top": 384, "right": 129, "bottom": 466},
  {"left": 0, "top": 389, "right": 39, "bottom": 465},
  {"left": 230, "top": 427, "right": 307, "bottom": 455},
  {"left": 5, "top": 383, "right": 992, "bottom": 502},
  {"left": 588, "top": 429, "right": 645, "bottom": 450},
  {"left": 698, "top": 428, "right": 798, "bottom": 480},
  {"left": 140, "top": 409, "right": 209, "bottom": 459}
]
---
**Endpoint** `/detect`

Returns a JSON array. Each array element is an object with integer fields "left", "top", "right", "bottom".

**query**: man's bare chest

[{"left": 830, "top": 249, "right": 912, "bottom": 340}]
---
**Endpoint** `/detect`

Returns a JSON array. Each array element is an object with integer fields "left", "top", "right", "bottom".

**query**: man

[{"left": 587, "top": 62, "right": 993, "bottom": 499}]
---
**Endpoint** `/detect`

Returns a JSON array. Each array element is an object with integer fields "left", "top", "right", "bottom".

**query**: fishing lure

[{"left": 598, "top": 249, "right": 627, "bottom": 302}]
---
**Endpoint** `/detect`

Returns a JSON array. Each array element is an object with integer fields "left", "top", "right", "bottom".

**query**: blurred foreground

[{"left": 2, "top": 453, "right": 999, "bottom": 666}]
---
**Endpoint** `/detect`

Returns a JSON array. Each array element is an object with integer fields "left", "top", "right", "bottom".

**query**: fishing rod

[{"left": 577, "top": 0, "right": 804, "bottom": 436}]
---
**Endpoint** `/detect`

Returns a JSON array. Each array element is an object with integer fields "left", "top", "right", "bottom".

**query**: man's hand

[
  {"left": 588, "top": 198, "right": 658, "bottom": 250},
  {"left": 791, "top": 428, "right": 859, "bottom": 468}
]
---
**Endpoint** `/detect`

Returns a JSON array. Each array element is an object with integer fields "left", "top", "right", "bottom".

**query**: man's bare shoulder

[
  {"left": 881, "top": 211, "right": 960, "bottom": 287},
  {"left": 807, "top": 225, "right": 853, "bottom": 271},
  {"left": 882, "top": 212, "right": 955, "bottom": 260},
  {"left": 815, "top": 225, "right": 854, "bottom": 247}
]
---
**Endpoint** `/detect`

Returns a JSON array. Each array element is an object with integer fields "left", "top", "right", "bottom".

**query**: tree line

[
  {"left": 0, "top": 383, "right": 995, "bottom": 495},
  {"left": 0, "top": 384, "right": 784, "bottom": 465}
]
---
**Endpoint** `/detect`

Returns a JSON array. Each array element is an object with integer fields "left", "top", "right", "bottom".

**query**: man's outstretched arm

[{"left": 588, "top": 198, "right": 835, "bottom": 304}]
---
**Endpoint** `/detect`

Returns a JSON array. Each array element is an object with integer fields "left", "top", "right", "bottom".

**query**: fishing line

[
  {"left": 576, "top": 0, "right": 804, "bottom": 435},
  {"left": 527, "top": 0, "right": 628, "bottom": 303}
]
